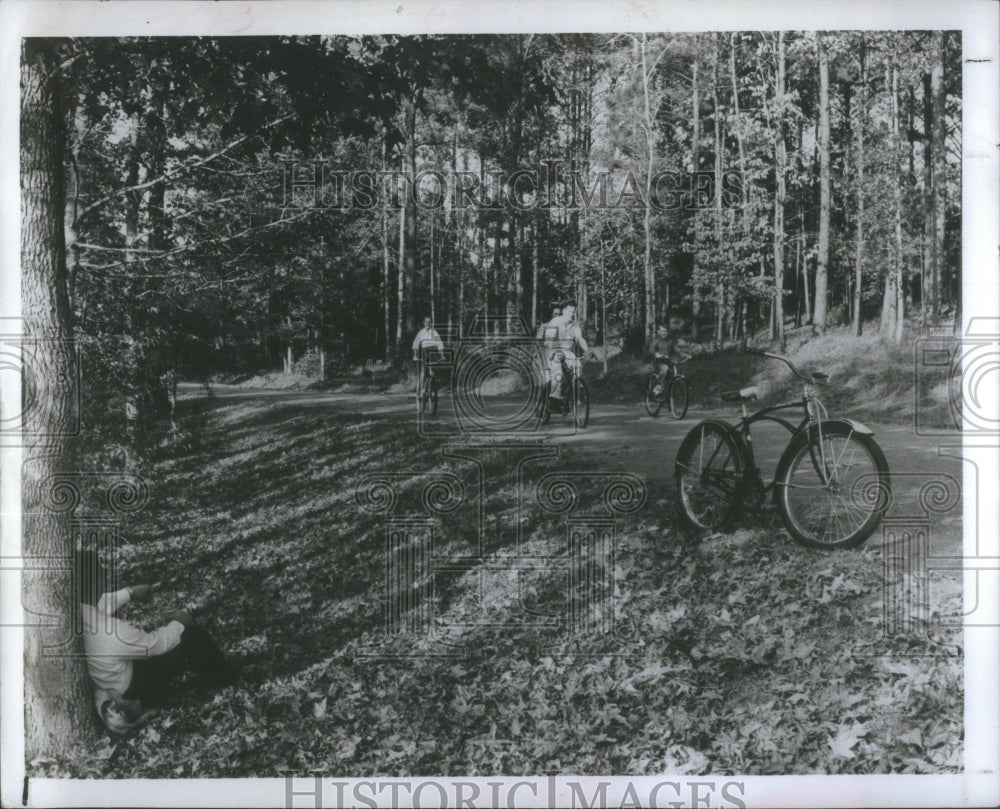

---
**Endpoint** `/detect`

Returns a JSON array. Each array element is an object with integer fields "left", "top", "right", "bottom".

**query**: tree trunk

[
  {"left": 640, "top": 34, "right": 657, "bottom": 353},
  {"left": 531, "top": 224, "right": 538, "bottom": 328},
  {"left": 396, "top": 175, "right": 405, "bottom": 356},
  {"left": 771, "top": 32, "right": 786, "bottom": 348},
  {"left": 921, "top": 73, "right": 933, "bottom": 326},
  {"left": 689, "top": 56, "right": 701, "bottom": 341},
  {"left": 382, "top": 203, "right": 392, "bottom": 361},
  {"left": 930, "top": 32, "right": 945, "bottom": 321},
  {"left": 854, "top": 35, "right": 866, "bottom": 337},
  {"left": 814, "top": 33, "right": 830, "bottom": 334},
  {"left": 403, "top": 94, "right": 418, "bottom": 341},
  {"left": 429, "top": 215, "right": 436, "bottom": 323},
  {"left": 801, "top": 216, "right": 811, "bottom": 325},
  {"left": 891, "top": 64, "right": 905, "bottom": 343},
  {"left": 713, "top": 35, "right": 724, "bottom": 349},
  {"left": 21, "top": 37, "right": 95, "bottom": 766}
]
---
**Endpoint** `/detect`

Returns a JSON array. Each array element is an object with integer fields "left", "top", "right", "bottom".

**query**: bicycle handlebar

[{"left": 744, "top": 346, "right": 829, "bottom": 386}]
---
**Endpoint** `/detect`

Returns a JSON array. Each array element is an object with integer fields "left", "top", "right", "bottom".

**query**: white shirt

[
  {"left": 412, "top": 327, "right": 443, "bottom": 354},
  {"left": 538, "top": 316, "right": 565, "bottom": 349},
  {"left": 540, "top": 315, "right": 587, "bottom": 355},
  {"left": 80, "top": 587, "right": 184, "bottom": 711}
]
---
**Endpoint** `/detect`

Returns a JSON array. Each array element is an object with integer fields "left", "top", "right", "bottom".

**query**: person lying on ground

[{"left": 75, "top": 550, "right": 238, "bottom": 734}]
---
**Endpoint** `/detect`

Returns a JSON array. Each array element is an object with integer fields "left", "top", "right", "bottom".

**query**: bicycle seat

[{"left": 720, "top": 386, "right": 759, "bottom": 403}]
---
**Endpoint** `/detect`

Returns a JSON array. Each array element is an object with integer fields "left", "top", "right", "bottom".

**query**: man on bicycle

[
  {"left": 411, "top": 317, "right": 444, "bottom": 398},
  {"left": 543, "top": 302, "right": 588, "bottom": 403}
]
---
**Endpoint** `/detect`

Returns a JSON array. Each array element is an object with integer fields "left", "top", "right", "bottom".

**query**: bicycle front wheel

[
  {"left": 777, "top": 422, "right": 890, "bottom": 549},
  {"left": 572, "top": 378, "right": 590, "bottom": 428},
  {"left": 538, "top": 389, "right": 552, "bottom": 425},
  {"left": 668, "top": 376, "right": 689, "bottom": 419},
  {"left": 674, "top": 420, "right": 745, "bottom": 531},
  {"left": 644, "top": 374, "right": 663, "bottom": 417}
]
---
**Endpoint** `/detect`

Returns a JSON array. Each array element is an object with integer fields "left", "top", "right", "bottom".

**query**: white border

[{"left": 2, "top": 1, "right": 997, "bottom": 807}]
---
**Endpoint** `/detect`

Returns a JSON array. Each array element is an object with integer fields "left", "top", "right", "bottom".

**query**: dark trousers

[{"left": 125, "top": 624, "right": 236, "bottom": 707}]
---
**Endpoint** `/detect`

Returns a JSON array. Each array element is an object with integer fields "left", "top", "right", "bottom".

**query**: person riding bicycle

[
  {"left": 543, "top": 302, "right": 589, "bottom": 403},
  {"left": 412, "top": 317, "right": 444, "bottom": 398}
]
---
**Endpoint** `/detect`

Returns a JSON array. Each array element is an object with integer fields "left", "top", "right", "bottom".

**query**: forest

[
  {"left": 18, "top": 30, "right": 967, "bottom": 777},
  {"left": 29, "top": 32, "right": 960, "bottom": 442}
]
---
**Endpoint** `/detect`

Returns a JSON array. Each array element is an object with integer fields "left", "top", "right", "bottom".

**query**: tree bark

[
  {"left": 713, "top": 34, "right": 725, "bottom": 349},
  {"left": 930, "top": 32, "right": 945, "bottom": 321},
  {"left": 814, "top": 33, "right": 831, "bottom": 334},
  {"left": 854, "top": 35, "right": 866, "bottom": 337},
  {"left": 403, "top": 94, "right": 418, "bottom": 343},
  {"left": 21, "top": 37, "right": 95, "bottom": 765},
  {"left": 921, "top": 73, "right": 933, "bottom": 325},
  {"left": 891, "top": 64, "right": 905, "bottom": 343},
  {"left": 771, "top": 32, "right": 786, "bottom": 347},
  {"left": 382, "top": 204, "right": 392, "bottom": 360},
  {"left": 640, "top": 34, "right": 657, "bottom": 353},
  {"left": 396, "top": 167, "right": 405, "bottom": 356},
  {"left": 689, "top": 56, "right": 701, "bottom": 341}
]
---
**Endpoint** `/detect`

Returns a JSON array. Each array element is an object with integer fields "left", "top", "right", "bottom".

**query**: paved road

[{"left": 180, "top": 382, "right": 963, "bottom": 555}]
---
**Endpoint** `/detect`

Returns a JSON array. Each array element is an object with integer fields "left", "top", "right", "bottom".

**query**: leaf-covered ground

[{"left": 53, "top": 386, "right": 962, "bottom": 778}]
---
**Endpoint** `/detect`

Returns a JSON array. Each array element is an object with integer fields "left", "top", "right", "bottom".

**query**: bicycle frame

[
  {"left": 731, "top": 394, "right": 812, "bottom": 502},
  {"left": 650, "top": 357, "right": 687, "bottom": 396}
]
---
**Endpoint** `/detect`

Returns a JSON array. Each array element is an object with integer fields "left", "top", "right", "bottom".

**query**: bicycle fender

[
  {"left": 773, "top": 418, "right": 882, "bottom": 499},
  {"left": 834, "top": 417, "right": 874, "bottom": 435}
]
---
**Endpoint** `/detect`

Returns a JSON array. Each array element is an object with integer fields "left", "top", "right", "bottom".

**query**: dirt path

[{"left": 180, "top": 382, "right": 963, "bottom": 557}]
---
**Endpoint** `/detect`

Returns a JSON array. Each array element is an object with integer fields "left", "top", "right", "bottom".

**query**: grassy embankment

[
  {"left": 49, "top": 327, "right": 961, "bottom": 778},
  {"left": 590, "top": 324, "right": 955, "bottom": 429}
]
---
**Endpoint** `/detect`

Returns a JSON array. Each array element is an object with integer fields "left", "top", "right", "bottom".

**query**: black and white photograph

[{"left": 1, "top": 1, "right": 998, "bottom": 806}]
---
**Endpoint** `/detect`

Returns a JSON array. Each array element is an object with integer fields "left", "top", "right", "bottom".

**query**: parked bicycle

[
  {"left": 674, "top": 347, "right": 890, "bottom": 549},
  {"left": 645, "top": 354, "right": 690, "bottom": 419},
  {"left": 538, "top": 348, "right": 591, "bottom": 428}
]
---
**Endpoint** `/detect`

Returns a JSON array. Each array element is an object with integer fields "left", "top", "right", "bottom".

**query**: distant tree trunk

[
  {"left": 403, "top": 94, "right": 418, "bottom": 341},
  {"left": 284, "top": 316, "right": 293, "bottom": 374},
  {"left": 429, "top": 215, "right": 436, "bottom": 323},
  {"left": 891, "top": 64, "right": 905, "bottom": 343},
  {"left": 921, "top": 73, "right": 932, "bottom": 326},
  {"left": 600, "top": 243, "right": 608, "bottom": 376},
  {"left": 729, "top": 32, "right": 751, "bottom": 338},
  {"left": 814, "top": 33, "right": 831, "bottom": 334},
  {"left": 21, "top": 37, "right": 95, "bottom": 763},
  {"left": 713, "top": 34, "right": 725, "bottom": 349},
  {"left": 457, "top": 220, "right": 465, "bottom": 339},
  {"left": 382, "top": 135, "right": 394, "bottom": 361},
  {"left": 801, "top": 216, "right": 811, "bottom": 325},
  {"left": 930, "top": 32, "right": 945, "bottom": 322},
  {"left": 396, "top": 172, "right": 405, "bottom": 355},
  {"left": 382, "top": 204, "right": 392, "bottom": 361},
  {"left": 854, "top": 35, "right": 866, "bottom": 337},
  {"left": 771, "top": 32, "right": 786, "bottom": 347},
  {"left": 640, "top": 33, "right": 657, "bottom": 353},
  {"left": 531, "top": 223, "right": 538, "bottom": 328},
  {"left": 729, "top": 34, "right": 747, "bottom": 193},
  {"left": 689, "top": 57, "right": 701, "bottom": 341}
]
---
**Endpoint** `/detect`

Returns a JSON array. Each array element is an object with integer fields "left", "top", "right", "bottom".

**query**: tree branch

[{"left": 76, "top": 113, "right": 294, "bottom": 223}]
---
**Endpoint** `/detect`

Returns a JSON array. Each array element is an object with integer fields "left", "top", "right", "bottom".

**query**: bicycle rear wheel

[
  {"left": 668, "top": 376, "right": 689, "bottom": 419},
  {"left": 644, "top": 374, "right": 663, "bottom": 417},
  {"left": 674, "top": 420, "right": 745, "bottom": 531},
  {"left": 777, "top": 422, "right": 890, "bottom": 549},
  {"left": 572, "top": 378, "right": 590, "bottom": 428}
]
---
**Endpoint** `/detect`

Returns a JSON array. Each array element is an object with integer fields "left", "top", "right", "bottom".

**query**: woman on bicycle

[{"left": 546, "top": 302, "right": 588, "bottom": 404}]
